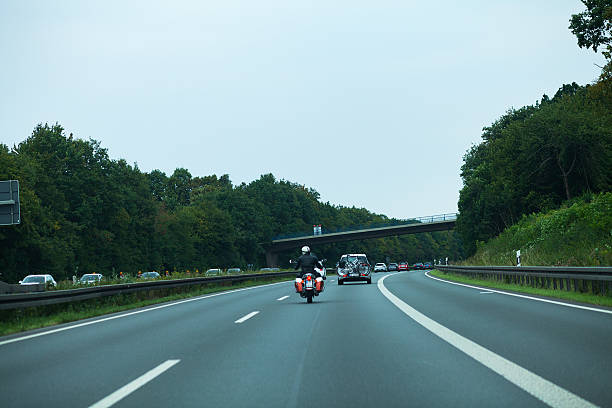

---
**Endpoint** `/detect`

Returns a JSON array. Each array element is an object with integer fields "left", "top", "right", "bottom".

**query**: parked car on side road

[
  {"left": 139, "top": 271, "right": 160, "bottom": 279},
  {"left": 19, "top": 274, "right": 57, "bottom": 287},
  {"left": 78, "top": 273, "right": 103, "bottom": 284},
  {"left": 374, "top": 263, "right": 387, "bottom": 272},
  {"left": 206, "top": 268, "right": 222, "bottom": 276},
  {"left": 227, "top": 268, "right": 242, "bottom": 274},
  {"left": 260, "top": 267, "right": 280, "bottom": 272}
]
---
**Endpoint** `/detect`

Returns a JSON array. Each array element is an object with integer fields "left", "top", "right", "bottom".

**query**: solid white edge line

[
  {"left": 88, "top": 359, "right": 180, "bottom": 408},
  {"left": 0, "top": 280, "right": 292, "bottom": 347},
  {"left": 235, "top": 311, "right": 259, "bottom": 324},
  {"left": 378, "top": 274, "right": 597, "bottom": 408},
  {"left": 277, "top": 295, "right": 289, "bottom": 301},
  {"left": 480, "top": 291, "right": 495, "bottom": 294},
  {"left": 425, "top": 271, "right": 612, "bottom": 315}
]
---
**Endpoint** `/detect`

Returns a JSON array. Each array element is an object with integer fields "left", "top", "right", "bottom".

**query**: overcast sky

[{"left": 0, "top": 0, "right": 604, "bottom": 220}]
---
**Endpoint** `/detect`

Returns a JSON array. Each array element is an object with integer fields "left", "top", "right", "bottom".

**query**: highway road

[{"left": 1, "top": 271, "right": 611, "bottom": 407}]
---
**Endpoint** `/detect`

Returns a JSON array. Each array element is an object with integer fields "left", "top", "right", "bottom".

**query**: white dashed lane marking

[
  {"left": 89, "top": 360, "right": 180, "bottom": 408},
  {"left": 235, "top": 311, "right": 260, "bottom": 324}
]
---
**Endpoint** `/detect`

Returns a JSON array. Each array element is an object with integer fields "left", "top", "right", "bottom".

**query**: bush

[{"left": 464, "top": 192, "right": 612, "bottom": 266}]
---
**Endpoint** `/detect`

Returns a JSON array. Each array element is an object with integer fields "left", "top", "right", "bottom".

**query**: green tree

[{"left": 570, "top": 0, "right": 612, "bottom": 79}]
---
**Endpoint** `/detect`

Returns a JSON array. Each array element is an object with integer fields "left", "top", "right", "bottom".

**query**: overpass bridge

[{"left": 265, "top": 213, "right": 457, "bottom": 267}]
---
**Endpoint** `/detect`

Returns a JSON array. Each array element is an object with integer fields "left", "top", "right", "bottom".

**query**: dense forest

[
  {"left": 457, "top": 2, "right": 612, "bottom": 255},
  {"left": 0, "top": 126, "right": 463, "bottom": 283}
]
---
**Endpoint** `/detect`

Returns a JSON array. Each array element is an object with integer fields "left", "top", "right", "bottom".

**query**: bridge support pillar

[{"left": 265, "top": 250, "right": 279, "bottom": 268}]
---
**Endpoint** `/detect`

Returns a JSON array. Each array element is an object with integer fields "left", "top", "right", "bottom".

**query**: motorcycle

[{"left": 295, "top": 272, "right": 324, "bottom": 303}]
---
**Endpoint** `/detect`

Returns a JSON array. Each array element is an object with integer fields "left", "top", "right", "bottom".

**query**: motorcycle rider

[
  {"left": 294, "top": 245, "right": 323, "bottom": 278},
  {"left": 294, "top": 246, "right": 324, "bottom": 294}
]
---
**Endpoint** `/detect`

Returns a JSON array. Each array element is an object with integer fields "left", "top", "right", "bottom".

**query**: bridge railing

[{"left": 272, "top": 213, "right": 458, "bottom": 241}]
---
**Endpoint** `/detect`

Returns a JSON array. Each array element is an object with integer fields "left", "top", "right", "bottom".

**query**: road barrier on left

[{"left": 0, "top": 271, "right": 296, "bottom": 310}]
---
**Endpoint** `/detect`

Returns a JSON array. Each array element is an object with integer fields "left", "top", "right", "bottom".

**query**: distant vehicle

[
  {"left": 423, "top": 262, "right": 433, "bottom": 270},
  {"left": 412, "top": 263, "right": 424, "bottom": 270},
  {"left": 337, "top": 254, "right": 371, "bottom": 285},
  {"left": 206, "top": 268, "right": 222, "bottom": 276},
  {"left": 398, "top": 262, "right": 410, "bottom": 271},
  {"left": 314, "top": 257, "right": 327, "bottom": 280},
  {"left": 19, "top": 274, "right": 57, "bottom": 287},
  {"left": 374, "top": 263, "right": 387, "bottom": 272},
  {"left": 78, "top": 273, "right": 103, "bottom": 284},
  {"left": 227, "top": 268, "right": 242, "bottom": 274},
  {"left": 260, "top": 267, "right": 280, "bottom": 272},
  {"left": 387, "top": 263, "right": 398, "bottom": 271},
  {"left": 139, "top": 271, "right": 160, "bottom": 279}
]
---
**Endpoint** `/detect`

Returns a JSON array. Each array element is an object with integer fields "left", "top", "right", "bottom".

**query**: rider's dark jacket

[{"left": 295, "top": 253, "right": 323, "bottom": 278}]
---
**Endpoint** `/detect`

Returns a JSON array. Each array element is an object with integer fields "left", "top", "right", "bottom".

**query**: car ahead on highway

[
  {"left": 78, "top": 273, "right": 103, "bottom": 284},
  {"left": 315, "top": 262, "right": 327, "bottom": 280},
  {"left": 423, "top": 262, "right": 433, "bottom": 270},
  {"left": 206, "top": 268, "right": 222, "bottom": 276},
  {"left": 227, "top": 268, "right": 242, "bottom": 275},
  {"left": 374, "top": 263, "right": 387, "bottom": 272},
  {"left": 19, "top": 274, "right": 57, "bottom": 287},
  {"left": 398, "top": 262, "right": 410, "bottom": 271},
  {"left": 337, "top": 254, "right": 371, "bottom": 285},
  {"left": 387, "top": 263, "right": 399, "bottom": 271},
  {"left": 139, "top": 271, "right": 161, "bottom": 279},
  {"left": 412, "top": 263, "right": 424, "bottom": 270}
]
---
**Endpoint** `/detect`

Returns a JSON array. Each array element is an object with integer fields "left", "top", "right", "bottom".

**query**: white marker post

[{"left": 516, "top": 250, "right": 521, "bottom": 267}]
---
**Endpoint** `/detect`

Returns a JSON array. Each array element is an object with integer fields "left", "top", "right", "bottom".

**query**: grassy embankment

[
  {"left": 435, "top": 193, "right": 612, "bottom": 306},
  {"left": 463, "top": 192, "right": 612, "bottom": 266},
  {"left": 0, "top": 274, "right": 293, "bottom": 337}
]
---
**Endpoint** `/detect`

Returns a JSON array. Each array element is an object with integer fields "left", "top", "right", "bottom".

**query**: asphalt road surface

[{"left": 1, "top": 271, "right": 611, "bottom": 408}]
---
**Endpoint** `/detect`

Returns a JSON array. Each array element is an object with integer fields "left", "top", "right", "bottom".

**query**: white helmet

[{"left": 301, "top": 245, "right": 310, "bottom": 254}]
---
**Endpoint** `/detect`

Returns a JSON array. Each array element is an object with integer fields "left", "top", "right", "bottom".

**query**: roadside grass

[
  {"left": 430, "top": 269, "right": 612, "bottom": 308},
  {"left": 0, "top": 276, "right": 292, "bottom": 337},
  {"left": 462, "top": 192, "right": 612, "bottom": 267}
]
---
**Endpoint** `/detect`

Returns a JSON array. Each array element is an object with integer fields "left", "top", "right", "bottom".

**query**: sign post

[{"left": 0, "top": 180, "right": 20, "bottom": 225}]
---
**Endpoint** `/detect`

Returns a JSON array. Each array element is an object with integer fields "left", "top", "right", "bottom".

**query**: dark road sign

[{"left": 0, "top": 180, "right": 20, "bottom": 225}]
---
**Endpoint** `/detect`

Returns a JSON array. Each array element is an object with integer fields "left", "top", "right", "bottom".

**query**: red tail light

[{"left": 306, "top": 275, "right": 312, "bottom": 281}]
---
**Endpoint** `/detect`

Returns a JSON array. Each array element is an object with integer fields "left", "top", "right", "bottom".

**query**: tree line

[
  {"left": 457, "top": 2, "right": 612, "bottom": 255},
  {"left": 0, "top": 125, "right": 463, "bottom": 283}
]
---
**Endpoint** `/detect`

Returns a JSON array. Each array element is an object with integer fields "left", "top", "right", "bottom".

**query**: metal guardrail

[
  {"left": 435, "top": 265, "right": 612, "bottom": 295},
  {"left": 0, "top": 271, "right": 296, "bottom": 310}
]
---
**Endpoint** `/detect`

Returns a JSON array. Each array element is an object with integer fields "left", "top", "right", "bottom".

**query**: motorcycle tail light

[{"left": 306, "top": 275, "right": 312, "bottom": 281}]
